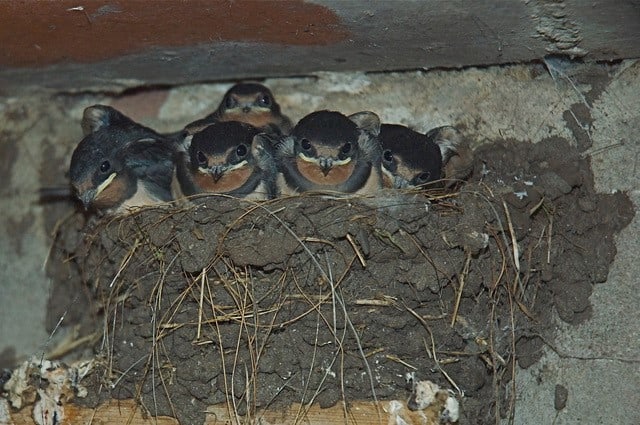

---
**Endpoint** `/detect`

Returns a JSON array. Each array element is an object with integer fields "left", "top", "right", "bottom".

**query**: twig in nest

[
  {"left": 422, "top": 313, "right": 448, "bottom": 321},
  {"left": 404, "top": 303, "right": 463, "bottom": 397},
  {"left": 355, "top": 298, "right": 393, "bottom": 306},
  {"left": 373, "top": 228, "right": 408, "bottom": 253},
  {"left": 148, "top": 261, "right": 179, "bottom": 420},
  {"left": 256, "top": 203, "right": 330, "bottom": 282},
  {"left": 489, "top": 302, "right": 501, "bottom": 425},
  {"left": 366, "top": 347, "right": 385, "bottom": 358},
  {"left": 501, "top": 201, "right": 520, "bottom": 274},
  {"left": 325, "top": 253, "right": 383, "bottom": 421},
  {"left": 346, "top": 233, "right": 366, "bottom": 267},
  {"left": 196, "top": 268, "right": 206, "bottom": 341},
  {"left": 528, "top": 196, "right": 545, "bottom": 217},
  {"left": 292, "top": 286, "right": 345, "bottom": 424},
  {"left": 291, "top": 256, "right": 350, "bottom": 424},
  {"left": 211, "top": 287, "right": 235, "bottom": 424},
  {"left": 580, "top": 141, "right": 625, "bottom": 158},
  {"left": 42, "top": 209, "right": 78, "bottom": 272},
  {"left": 301, "top": 236, "right": 350, "bottom": 267},
  {"left": 109, "top": 353, "right": 147, "bottom": 389},
  {"left": 546, "top": 205, "right": 554, "bottom": 265},
  {"left": 507, "top": 282, "right": 518, "bottom": 424},
  {"left": 450, "top": 251, "right": 472, "bottom": 327},
  {"left": 385, "top": 354, "right": 417, "bottom": 370},
  {"left": 46, "top": 328, "right": 101, "bottom": 359},
  {"left": 283, "top": 255, "right": 356, "bottom": 332},
  {"left": 485, "top": 225, "right": 507, "bottom": 296},
  {"left": 405, "top": 232, "right": 451, "bottom": 286},
  {"left": 459, "top": 188, "right": 528, "bottom": 313},
  {"left": 502, "top": 200, "right": 526, "bottom": 299},
  {"left": 109, "top": 238, "right": 140, "bottom": 288}
]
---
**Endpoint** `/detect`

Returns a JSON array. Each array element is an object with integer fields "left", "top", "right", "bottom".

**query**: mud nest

[{"left": 46, "top": 138, "right": 633, "bottom": 424}]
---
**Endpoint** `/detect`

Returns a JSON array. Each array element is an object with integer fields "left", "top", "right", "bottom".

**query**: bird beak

[
  {"left": 78, "top": 189, "right": 96, "bottom": 210},
  {"left": 210, "top": 165, "right": 225, "bottom": 182},
  {"left": 74, "top": 172, "right": 116, "bottom": 210},
  {"left": 242, "top": 105, "right": 252, "bottom": 113},
  {"left": 318, "top": 156, "right": 353, "bottom": 175},
  {"left": 318, "top": 157, "right": 333, "bottom": 176}
]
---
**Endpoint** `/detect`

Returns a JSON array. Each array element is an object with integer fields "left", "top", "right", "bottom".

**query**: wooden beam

[{"left": 6, "top": 399, "right": 452, "bottom": 425}]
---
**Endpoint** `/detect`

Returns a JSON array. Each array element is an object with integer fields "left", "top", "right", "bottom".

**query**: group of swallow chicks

[{"left": 67, "top": 82, "right": 471, "bottom": 215}]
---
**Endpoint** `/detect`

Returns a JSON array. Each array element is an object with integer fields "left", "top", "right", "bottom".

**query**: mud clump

[{"left": 46, "top": 138, "right": 633, "bottom": 424}]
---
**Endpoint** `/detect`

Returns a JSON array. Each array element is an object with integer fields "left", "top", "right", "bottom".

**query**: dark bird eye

[
  {"left": 224, "top": 95, "right": 236, "bottom": 109},
  {"left": 257, "top": 93, "right": 272, "bottom": 107},
  {"left": 341, "top": 142, "right": 352, "bottom": 154},
  {"left": 300, "top": 138, "right": 312, "bottom": 150},
  {"left": 417, "top": 172, "right": 431, "bottom": 182},
  {"left": 99, "top": 160, "right": 110, "bottom": 173},
  {"left": 236, "top": 144, "right": 248, "bottom": 157},
  {"left": 197, "top": 151, "right": 208, "bottom": 166},
  {"left": 383, "top": 149, "right": 394, "bottom": 162}
]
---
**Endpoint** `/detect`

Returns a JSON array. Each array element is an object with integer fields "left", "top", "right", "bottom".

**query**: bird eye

[
  {"left": 341, "top": 142, "right": 352, "bottom": 154},
  {"left": 224, "top": 95, "right": 237, "bottom": 109},
  {"left": 257, "top": 93, "right": 272, "bottom": 107},
  {"left": 383, "top": 149, "right": 394, "bottom": 163},
  {"left": 197, "top": 151, "right": 208, "bottom": 166},
  {"left": 417, "top": 172, "right": 431, "bottom": 182},
  {"left": 300, "top": 138, "right": 312, "bottom": 150},
  {"left": 99, "top": 160, "right": 110, "bottom": 173},
  {"left": 236, "top": 144, "right": 248, "bottom": 157}
]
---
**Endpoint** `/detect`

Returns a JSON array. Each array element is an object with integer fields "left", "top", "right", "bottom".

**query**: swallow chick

[
  {"left": 378, "top": 124, "right": 444, "bottom": 189},
  {"left": 379, "top": 124, "right": 469, "bottom": 189},
  {"left": 275, "top": 110, "right": 382, "bottom": 195},
  {"left": 69, "top": 105, "right": 176, "bottom": 215},
  {"left": 175, "top": 121, "right": 278, "bottom": 200},
  {"left": 183, "top": 82, "right": 293, "bottom": 136}
]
